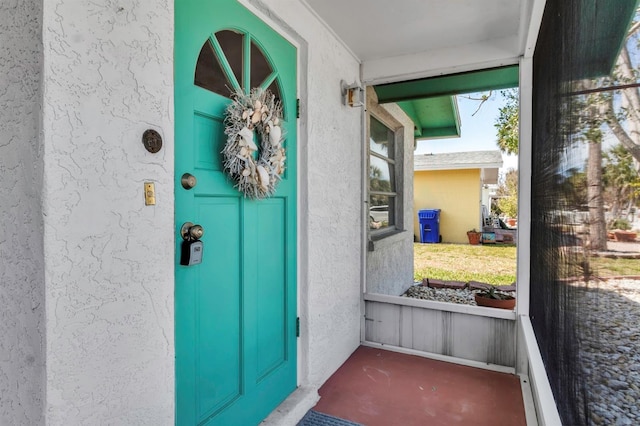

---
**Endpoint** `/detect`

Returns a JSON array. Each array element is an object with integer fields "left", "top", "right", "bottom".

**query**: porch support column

[{"left": 515, "top": 56, "right": 533, "bottom": 380}]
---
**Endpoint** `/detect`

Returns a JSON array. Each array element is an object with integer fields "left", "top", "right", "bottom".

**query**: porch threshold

[
  {"left": 261, "top": 386, "right": 319, "bottom": 426},
  {"left": 364, "top": 291, "right": 517, "bottom": 320}
]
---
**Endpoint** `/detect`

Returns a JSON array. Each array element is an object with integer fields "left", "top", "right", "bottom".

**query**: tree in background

[
  {"left": 496, "top": 169, "right": 519, "bottom": 219},
  {"left": 494, "top": 88, "right": 519, "bottom": 155},
  {"left": 604, "top": 19, "right": 640, "bottom": 164},
  {"left": 556, "top": 168, "right": 588, "bottom": 210},
  {"left": 585, "top": 125, "right": 607, "bottom": 249},
  {"left": 492, "top": 12, "right": 640, "bottom": 250},
  {"left": 577, "top": 16, "right": 640, "bottom": 248},
  {"left": 369, "top": 165, "right": 391, "bottom": 206},
  {"left": 603, "top": 144, "right": 640, "bottom": 219}
]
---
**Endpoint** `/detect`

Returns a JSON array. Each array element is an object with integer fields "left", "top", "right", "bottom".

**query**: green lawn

[
  {"left": 590, "top": 256, "right": 640, "bottom": 277},
  {"left": 414, "top": 243, "right": 517, "bottom": 285},
  {"left": 414, "top": 243, "right": 640, "bottom": 284}
]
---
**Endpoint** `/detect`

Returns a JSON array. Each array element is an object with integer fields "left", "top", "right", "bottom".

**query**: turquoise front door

[{"left": 175, "top": 1, "right": 297, "bottom": 424}]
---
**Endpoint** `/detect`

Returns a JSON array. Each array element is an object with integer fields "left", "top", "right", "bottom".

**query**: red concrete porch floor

[{"left": 311, "top": 346, "right": 527, "bottom": 426}]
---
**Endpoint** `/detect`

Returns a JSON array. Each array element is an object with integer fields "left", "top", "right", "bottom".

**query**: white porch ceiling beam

[
  {"left": 301, "top": 0, "right": 534, "bottom": 86},
  {"left": 362, "top": 38, "right": 520, "bottom": 86}
]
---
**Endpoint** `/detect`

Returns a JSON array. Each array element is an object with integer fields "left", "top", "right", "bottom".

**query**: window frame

[{"left": 367, "top": 111, "right": 404, "bottom": 240}]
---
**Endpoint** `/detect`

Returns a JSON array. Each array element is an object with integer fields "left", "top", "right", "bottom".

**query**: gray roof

[{"left": 414, "top": 150, "right": 503, "bottom": 171}]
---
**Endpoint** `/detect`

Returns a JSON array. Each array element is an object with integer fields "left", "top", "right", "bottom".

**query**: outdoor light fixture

[{"left": 341, "top": 80, "right": 364, "bottom": 107}]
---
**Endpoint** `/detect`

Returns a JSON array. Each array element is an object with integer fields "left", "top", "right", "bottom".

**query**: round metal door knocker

[{"left": 142, "top": 129, "right": 163, "bottom": 153}]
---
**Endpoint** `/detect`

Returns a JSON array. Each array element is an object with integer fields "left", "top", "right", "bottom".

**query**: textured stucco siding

[
  {"left": 414, "top": 169, "right": 482, "bottom": 243},
  {"left": 41, "top": 1, "right": 175, "bottom": 424},
  {"left": 302, "top": 31, "right": 362, "bottom": 389},
  {"left": 366, "top": 101, "right": 415, "bottom": 296},
  {"left": 196, "top": 0, "right": 364, "bottom": 407},
  {"left": 249, "top": 0, "right": 363, "bottom": 388},
  {"left": 6, "top": 0, "right": 363, "bottom": 422},
  {"left": 0, "top": 1, "right": 45, "bottom": 425}
]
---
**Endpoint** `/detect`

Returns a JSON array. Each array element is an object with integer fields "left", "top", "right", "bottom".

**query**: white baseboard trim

[
  {"left": 361, "top": 340, "right": 516, "bottom": 374},
  {"left": 520, "top": 316, "right": 562, "bottom": 426},
  {"left": 520, "top": 374, "right": 540, "bottom": 426}
]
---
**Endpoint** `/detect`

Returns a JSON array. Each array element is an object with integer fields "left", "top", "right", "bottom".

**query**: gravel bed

[
  {"left": 575, "top": 278, "right": 640, "bottom": 425},
  {"left": 402, "top": 282, "right": 512, "bottom": 305}
]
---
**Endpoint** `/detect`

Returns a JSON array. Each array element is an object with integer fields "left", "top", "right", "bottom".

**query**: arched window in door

[{"left": 194, "top": 29, "right": 284, "bottom": 116}]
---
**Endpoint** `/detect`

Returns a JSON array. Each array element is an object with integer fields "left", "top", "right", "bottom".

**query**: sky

[{"left": 414, "top": 91, "right": 519, "bottom": 173}]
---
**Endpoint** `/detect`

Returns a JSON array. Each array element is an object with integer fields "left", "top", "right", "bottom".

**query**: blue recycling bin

[{"left": 418, "top": 209, "right": 441, "bottom": 243}]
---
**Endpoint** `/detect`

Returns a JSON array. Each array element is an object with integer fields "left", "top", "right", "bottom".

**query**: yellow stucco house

[{"left": 414, "top": 150, "right": 503, "bottom": 243}]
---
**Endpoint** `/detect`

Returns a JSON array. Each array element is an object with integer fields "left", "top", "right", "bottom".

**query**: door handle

[
  {"left": 180, "top": 222, "right": 204, "bottom": 240},
  {"left": 180, "top": 222, "right": 204, "bottom": 266}
]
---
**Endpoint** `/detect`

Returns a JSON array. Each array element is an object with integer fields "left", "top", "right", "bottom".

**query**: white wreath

[{"left": 222, "top": 88, "right": 286, "bottom": 199}]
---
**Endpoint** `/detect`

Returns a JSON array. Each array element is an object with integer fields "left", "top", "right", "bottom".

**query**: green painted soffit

[
  {"left": 375, "top": 65, "right": 518, "bottom": 139},
  {"left": 374, "top": 65, "right": 519, "bottom": 104},
  {"left": 397, "top": 96, "right": 460, "bottom": 138},
  {"left": 576, "top": 0, "right": 639, "bottom": 79}
]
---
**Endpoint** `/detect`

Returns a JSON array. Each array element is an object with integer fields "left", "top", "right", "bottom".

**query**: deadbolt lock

[{"left": 181, "top": 173, "right": 197, "bottom": 190}]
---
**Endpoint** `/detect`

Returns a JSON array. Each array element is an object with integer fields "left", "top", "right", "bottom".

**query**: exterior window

[{"left": 369, "top": 116, "right": 399, "bottom": 232}]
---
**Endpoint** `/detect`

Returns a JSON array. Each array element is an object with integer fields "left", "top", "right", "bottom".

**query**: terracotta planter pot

[
  {"left": 613, "top": 230, "right": 637, "bottom": 242},
  {"left": 474, "top": 293, "right": 516, "bottom": 310},
  {"left": 507, "top": 218, "right": 517, "bottom": 227},
  {"left": 467, "top": 232, "right": 481, "bottom": 245}
]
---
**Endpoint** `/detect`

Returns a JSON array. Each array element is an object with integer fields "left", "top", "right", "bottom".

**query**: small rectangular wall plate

[{"left": 144, "top": 182, "right": 156, "bottom": 206}]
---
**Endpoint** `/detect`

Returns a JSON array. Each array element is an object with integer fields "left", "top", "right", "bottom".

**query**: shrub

[{"left": 608, "top": 218, "right": 631, "bottom": 230}]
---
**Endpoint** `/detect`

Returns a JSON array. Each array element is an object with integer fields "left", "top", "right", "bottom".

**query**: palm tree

[{"left": 369, "top": 165, "right": 391, "bottom": 206}]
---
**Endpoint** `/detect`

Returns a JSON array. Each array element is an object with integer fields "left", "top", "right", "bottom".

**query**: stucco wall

[
  {"left": 250, "top": 0, "right": 363, "bottom": 388},
  {"left": 41, "top": 1, "right": 175, "bottom": 424},
  {"left": 365, "top": 91, "right": 415, "bottom": 296},
  {"left": 414, "top": 169, "right": 482, "bottom": 243},
  {"left": 0, "top": 1, "right": 45, "bottom": 425},
  {"left": 22, "top": 0, "right": 364, "bottom": 422},
  {"left": 37, "top": 0, "right": 361, "bottom": 423}
]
